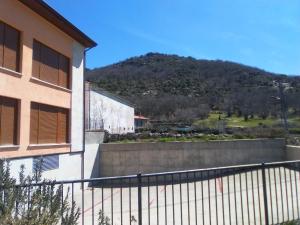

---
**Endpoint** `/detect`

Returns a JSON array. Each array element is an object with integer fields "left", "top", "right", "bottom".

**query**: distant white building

[{"left": 85, "top": 82, "right": 135, "bottom": 134}]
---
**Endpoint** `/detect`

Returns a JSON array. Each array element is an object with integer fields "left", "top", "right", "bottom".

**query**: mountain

[{"left": 86, "top": 53, "right": 300, "bottom": 122}]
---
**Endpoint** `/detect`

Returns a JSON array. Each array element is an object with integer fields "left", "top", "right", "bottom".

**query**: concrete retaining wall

[
  {"left": 99, "top": 138, "right": 286, "bottom": 177},
  {"left": 286, "top": 145, "right": 300, "bottom": 161},
  {"left": 85, "top": 131, "right": 105, "bottom": 144}
]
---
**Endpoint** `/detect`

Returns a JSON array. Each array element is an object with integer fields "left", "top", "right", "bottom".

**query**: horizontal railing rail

[{"left": 2, "top": 160, "right": 300, "bottom": 225}]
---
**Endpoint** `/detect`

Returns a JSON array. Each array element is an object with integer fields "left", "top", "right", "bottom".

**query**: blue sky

[{"left": 45, "top": 0, "right": 300, "bottom": 75}]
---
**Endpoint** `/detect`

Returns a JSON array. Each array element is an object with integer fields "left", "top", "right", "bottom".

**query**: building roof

[
  {"left": 89, "top": 84, "right": 135, "bottom": 108},
  {"left": 19, "top": 0, "right": 97, "bottom": 48},
  {"left": 134, "top": 115, "right": 149, "bottom": 120}
]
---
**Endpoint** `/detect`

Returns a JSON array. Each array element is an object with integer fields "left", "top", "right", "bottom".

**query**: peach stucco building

[{"left": 0, "top": 0, "right": 96, "bottom": 179}]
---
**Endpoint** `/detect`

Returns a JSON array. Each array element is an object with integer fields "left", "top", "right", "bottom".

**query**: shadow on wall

[
  {"left": 84, "top": 131, "right": 105, "bottom": 181},
  {"left": 90, "top": 145, "right": 101, "bottom": 179}
]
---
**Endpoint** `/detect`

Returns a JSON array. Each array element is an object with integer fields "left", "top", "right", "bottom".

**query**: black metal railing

[{"left": 2, "top": 160, "right": 300, "bottom": 225}]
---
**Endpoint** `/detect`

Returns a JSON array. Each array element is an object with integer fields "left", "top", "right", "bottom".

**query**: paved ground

[{"left": 70, "top": 167, "right": 300, "bottom": 225}]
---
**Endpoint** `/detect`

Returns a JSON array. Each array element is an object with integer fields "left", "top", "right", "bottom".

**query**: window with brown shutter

[
  {"left": 0, "top": 21, "right": 20, "bottom": 72},
  {"left": 0, "top": 23, "right": 4, "bottom": 67},
  {"left": 32, "top": 40, "right": 70, "bottom": 89},
  {"left": 30, "top": 102, "right": 69, "bottom": 144},
  {"left": 40, "top": 45, "right": 59, "bottom": 85},
  {"left": 58, "top": 55, "right": 70, "bottom": 89},
  {"left": 32, "top": 41, "right": 40, "bottom": 79},
  {"left": 30, "top": 103, "right": 39, "bottom": 144},
  {"left": 0, "top": 96, "right": 18, "bottom": 146},
  {"left": 57, "top": 108, "right": 69, "bottom": 143}
]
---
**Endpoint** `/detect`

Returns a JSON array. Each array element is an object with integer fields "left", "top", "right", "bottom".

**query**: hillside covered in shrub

[{"left": 86, "top": 53, "right": 300, "bottom": 123}]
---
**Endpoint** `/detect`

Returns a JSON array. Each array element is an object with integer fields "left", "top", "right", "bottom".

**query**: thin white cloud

[{"left": 120, "top": 26, "right": 209, "bottom": 59}]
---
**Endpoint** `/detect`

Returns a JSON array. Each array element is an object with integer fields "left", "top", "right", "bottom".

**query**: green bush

[
  {"left": 98, "top": 210, "right": 110, "bottom": 225},
  {"left": 289, "top": 128, "right": 300, "bottom": 134},
  {"left": 0, "top": 160, "right": 80, "bottom": 225}
]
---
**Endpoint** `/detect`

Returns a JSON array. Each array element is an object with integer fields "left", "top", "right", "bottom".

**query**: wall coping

[
  {"left": 286, "top": 145, "right": 300, "bottom": 149},
  {"left": 101, "top": 138, "right": 285, "bottom": 146}
]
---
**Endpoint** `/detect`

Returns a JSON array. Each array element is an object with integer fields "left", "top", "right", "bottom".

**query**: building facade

[
  {"left": 0, "top": 0, "right": 96, "bottom": 180},
  {"left": 134, "top": 115, "right": 150, "bottom": 129},
  {"left": 85, "top": 82, "right": 135, "bottom": 134}
]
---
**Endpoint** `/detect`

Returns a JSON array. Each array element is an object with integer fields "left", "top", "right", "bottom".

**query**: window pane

[
  {"left": 40, "top": 44, "right": 59, "bottom": 85},
  {"left": 0, "top": 22, "right": 4, "bottom": 67},
  {"left": 32, "top": 40, "right": 70, "bottom": 89},
  {"left": 0, "top": 96, "right": 18, "bottom": 145},
  {"left": 32, "top": 40, "right": 40, "bottom": 78},
  {"left": 3, "top": 24, "right": 20, "bottom": 72},
  {"left": 30, "top": 102, "right": 39, "bottom": 144},
  {"left": 38, "top": 104, "right": 58, "bottom": 144},
  {"left": 57, "top": 108, "right": 69, "bottom": 143},
  {"left": 30, "top": 103, "right": 69, "bottom": 144},
  {"left": 59, "top": 54, "right": 69, "bottom": 88},
  {"left": 33, "top": 155, "right": 59, "bottom": 172}
]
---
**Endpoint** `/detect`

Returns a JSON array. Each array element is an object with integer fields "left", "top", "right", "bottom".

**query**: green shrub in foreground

[{"left": 0, "top": 160, "right": 80, "bottom": 225}]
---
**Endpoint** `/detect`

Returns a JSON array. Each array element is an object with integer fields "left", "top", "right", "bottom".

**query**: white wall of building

[
  {"left": 89, "top": 90, "right": 135, "bottom": 134},
  {"left": 71, "top": 41, "right": 85, "bottom": 152},
  {"left": 9, "top": 152, "right": 82, "bottom": 182}
]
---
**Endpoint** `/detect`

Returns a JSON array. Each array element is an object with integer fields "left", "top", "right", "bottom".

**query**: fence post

[
  {"left": 138, "top": 173, "right": 142, "bottom": 225},
  {"left": 261, "top": 163, "right": 269, "bottom": 225}
]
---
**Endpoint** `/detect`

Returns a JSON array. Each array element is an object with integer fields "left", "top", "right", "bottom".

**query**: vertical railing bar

[
  {"left": 279, "top": 167, "right": 285, "bottom": 222},
  {"left": 214, "top": 170, "right": 218, "bottom": 225},
  {"left": 38, "top": 184, "right": 41, "bottom": 217},
  {"left": 256, "top": 169, "right": 262, "bottom": 225},
  {"left": 92, "top": 186, "right": 95, "bottom": 225},
  {"left": 15, "top": 186, "right": 19, "bottom": 218},
  {"left": 273, "top": 168, "right": 279, "bottom": 224},
  {"left": 129, "top": 178, "right": 132, "bottom": 225},
  {"left": 245, "top": 171, "right": 250, "bottom": 225},
  {"left": 164, "top": 175, "right": 167, "bottom": 225},
  {"left": 71, "top": 182, "right": 74, "bottom": 206},
  {"left": 201, "top": 171, "right": 205, "bottom": 225},
  {"left": 111, "top": 181, "right": 114, "bottom": 225},
  {"left": 121, "top": 185, "right": 123, "bottom": 225},
  {"left": 50, "top": 185, "right": 53, "bottom": 215},
  {"left": 81, "top": 181, "right": 85, "bottom": 225},
  {"left": 293, "top": 168, "right": 299, "bottom": 219},
  {"left": 156, "top": 175, "right": 159, "bottom": 225},
  {"left": 187, "top": 173, "right": 191, "bottom": 225},
  {"left": 261, "top": 163, "right": 269, "bottom": 225},
  {"left": 251, "top": 170, "right": 256, "bottom": 225},
  {"left": 284, "top": 167, "right": 289, "bottom": 221},
  {"left": 102, "top": 185, "right": 104, "bottom": 223},
  {"left": 239, "top": 173, "right": 244, "bottom": 225},
  {"left": 233, "top": 170, "right": 238, "bottom": 225},
  {"left": 148, "top": 176, "right": 150, "bottom": 225},
  {"left": 27, "top": 185, "right": 31, "bottom": 211},
  {"left": 172, "top": 174, "right": 175, "bottom": 225},
  {"left": 138, "top": 174, "right": 142, "bottom": 225},
  {"left": 267, "top": 168, "right": 274, "bottom": 225},
  {"left": 208, "top": 171, "right": 212, "bottom": 225},
  {"left": 61, "top": 183, "right": 64, "bottom": 221},
  {"left": 221, "top": 173, "right": 225, "bottom": 225},
  {"left": 289, "top": 167, "right": 295, "bottom": 220},
  {"left": 227, "top": 171, "right": 232, "bottom": 225},
  {"left": 180, "top": 173, "right": 183, "bottom": 225},
  {"left": 194, "top": 171, "right": 198, "bottom": 225}
]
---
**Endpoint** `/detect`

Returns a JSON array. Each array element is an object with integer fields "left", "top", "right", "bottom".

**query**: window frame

[
  {"left": 0, "top": 20, "right": 21, "bottom": 73},
  {"left": 33, "top": 155, "right": 59, "bottom": 172},
  {"left": 31, "top": 39, "right": 72, "bottom": 90},
  {"left": 30, "top": 102, "right": 70, "bottom": 145},
  {"left": 0, "top": 95, "right": 20, "bottom": 146}
]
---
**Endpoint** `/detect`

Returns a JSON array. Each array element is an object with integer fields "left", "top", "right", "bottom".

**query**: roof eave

[{"left": 19, "top": 0, "right": 97, "bottom": 48}]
